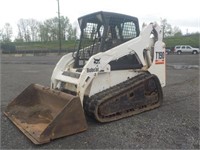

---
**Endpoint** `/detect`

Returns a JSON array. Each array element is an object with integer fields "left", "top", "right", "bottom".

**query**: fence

[{"left": 1, "top": 48, "right": 75, "bottom": 56}]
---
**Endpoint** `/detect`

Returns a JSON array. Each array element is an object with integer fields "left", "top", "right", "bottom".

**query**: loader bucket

[{"left": 4, "top": 84, "right": 87, "bottom": 144}]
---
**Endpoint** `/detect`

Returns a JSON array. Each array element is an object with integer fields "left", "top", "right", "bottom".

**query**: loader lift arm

[{"left": 77, "top": 22, "right": 165, "bottom": 105}]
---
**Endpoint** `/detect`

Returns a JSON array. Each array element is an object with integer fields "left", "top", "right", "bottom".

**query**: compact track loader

[{"left": 4, "top": 11, "right": 166, "bottom": 144}]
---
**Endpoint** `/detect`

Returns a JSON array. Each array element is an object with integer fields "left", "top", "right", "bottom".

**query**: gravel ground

[{"left": 0, "top": 54, "right": 199, "bottom": 149}]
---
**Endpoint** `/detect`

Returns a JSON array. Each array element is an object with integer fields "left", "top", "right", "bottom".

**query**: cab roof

[{"left": 78, "top": 11, "right": 139, "bottom": 26}]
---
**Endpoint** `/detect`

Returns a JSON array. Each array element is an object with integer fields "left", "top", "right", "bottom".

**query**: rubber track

[{"left": 83, "top": 73, "right": 163, "bottom": 122}]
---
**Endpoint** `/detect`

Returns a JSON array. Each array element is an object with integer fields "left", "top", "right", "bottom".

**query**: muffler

[{"left": 4, "top": 84, "right": 87, "bottom": 144}]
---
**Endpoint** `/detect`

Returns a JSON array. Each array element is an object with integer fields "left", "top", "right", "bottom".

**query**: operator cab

[{"left": 74, "top": 11, "right": 140, "bottom": 68}]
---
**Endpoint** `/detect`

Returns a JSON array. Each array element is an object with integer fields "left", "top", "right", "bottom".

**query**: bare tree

[
  {"left": 16, "top": 23, "right": 23, "bottom": 41},
  {"left": 67, "top": 24, "right": 77, "bottom": 40},
  {"left": 15, "top": 16, "right": 76, "bottom": 42},
  {"left": 1, "top": 23, "right": 13, "bottom": 42},
  {"left": 160, "top": 18, "right": 173, "bottom": 38},
  {"left": 172, "top": 26, "right": 182, "bottom": 36},
  {"left": 17, "top": 19, "right": 40, "bottom": 42},
  {"left": 0, "top": 29, "right": 3, "bottom": 41},
  {"left": 17, "top": 19, "right": 30, "bottom": 42},
  {"left": 29, "top": 19, "right": 40, "bottom": 41}
]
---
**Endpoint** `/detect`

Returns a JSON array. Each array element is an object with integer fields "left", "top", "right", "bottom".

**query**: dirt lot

[{"left": 0, "top": 54, "right": 199, "bottom": 149}]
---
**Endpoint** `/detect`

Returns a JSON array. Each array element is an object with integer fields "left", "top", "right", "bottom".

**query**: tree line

[
  {"left": 160, "top": 18, "right": 183, "bottom": 38},
  {"left": 0, "top": 17, "right": 187, "bottom": 43},
  {"left": 1, "top": 17, "right": 199, "bottom": 52},
  {"left": 0, "top": 16, "right": 77, "bottom": 43}
]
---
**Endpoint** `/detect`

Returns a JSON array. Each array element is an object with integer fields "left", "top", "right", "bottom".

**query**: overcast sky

[{"left": 0, "top": 0, "right": 199, "bottom": 36}]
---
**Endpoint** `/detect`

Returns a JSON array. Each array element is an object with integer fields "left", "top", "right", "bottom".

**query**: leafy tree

[
  {"left": 42, "top": 18, "right": 58, "bottom": 41},
  {"left": 39, "top": 16, "right": 75, "bottom": 42},
  {"left": 38, "top": 23, "right": 49, "bottom": 41},
  {"left": 60, "top": 16, "right": 70, "bottom": 40}
]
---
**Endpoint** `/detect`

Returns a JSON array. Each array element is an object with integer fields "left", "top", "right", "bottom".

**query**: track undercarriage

[{"left": 83, "top": 73, "right": 163, "bottom": 122}]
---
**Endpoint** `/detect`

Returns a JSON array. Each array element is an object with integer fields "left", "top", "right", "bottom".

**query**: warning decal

[{"left": 155, "top": 52, "right": 165, "bottom": 64}]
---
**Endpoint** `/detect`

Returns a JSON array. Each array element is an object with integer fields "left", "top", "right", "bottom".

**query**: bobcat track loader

[{"left": 4, "top": 11, "right": 166, "bottom": 144}]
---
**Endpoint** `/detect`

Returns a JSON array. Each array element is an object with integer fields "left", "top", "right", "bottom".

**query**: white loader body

[{"left": 51, "top": 23, "right": 166, "bottom": 104}]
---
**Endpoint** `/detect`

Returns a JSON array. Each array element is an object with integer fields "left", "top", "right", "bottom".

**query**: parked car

[
  {"left": 174, "top": 45, "right": 200, "bottom": 55},
  {"left": 165, "top": 48, "right": 171, "bottom": 55}
]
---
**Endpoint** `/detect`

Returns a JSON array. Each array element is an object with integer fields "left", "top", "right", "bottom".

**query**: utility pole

[{"left": 57, "top": 0, "right": 61, "bottom": 54}]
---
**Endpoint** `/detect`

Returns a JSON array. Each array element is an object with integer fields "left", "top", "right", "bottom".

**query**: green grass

[
  {"left": 2, "top": 33, "right": 199, "bottom": 53},
  {"left": 15, "top": 33, "right": 199, "bottom": 51},
  {"left": 14, "top": 40, "right": 76, "bottom": 51},
  {"left": 164, "top": 33, "right": 200, "bottom": 49}
]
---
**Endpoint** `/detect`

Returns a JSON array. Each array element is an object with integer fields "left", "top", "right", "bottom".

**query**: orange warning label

[{"left": 155, "top": 52, "right": 165, "bottom": 64}]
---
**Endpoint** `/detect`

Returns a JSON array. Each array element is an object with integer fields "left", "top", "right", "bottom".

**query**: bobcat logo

[{"left": 93, "top": 58, "right": 101, "bottom": 64}]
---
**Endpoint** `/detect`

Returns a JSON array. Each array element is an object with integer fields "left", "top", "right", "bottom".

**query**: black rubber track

[{"left": 83, "top": 73, "right": 163, "bottom": 122}]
